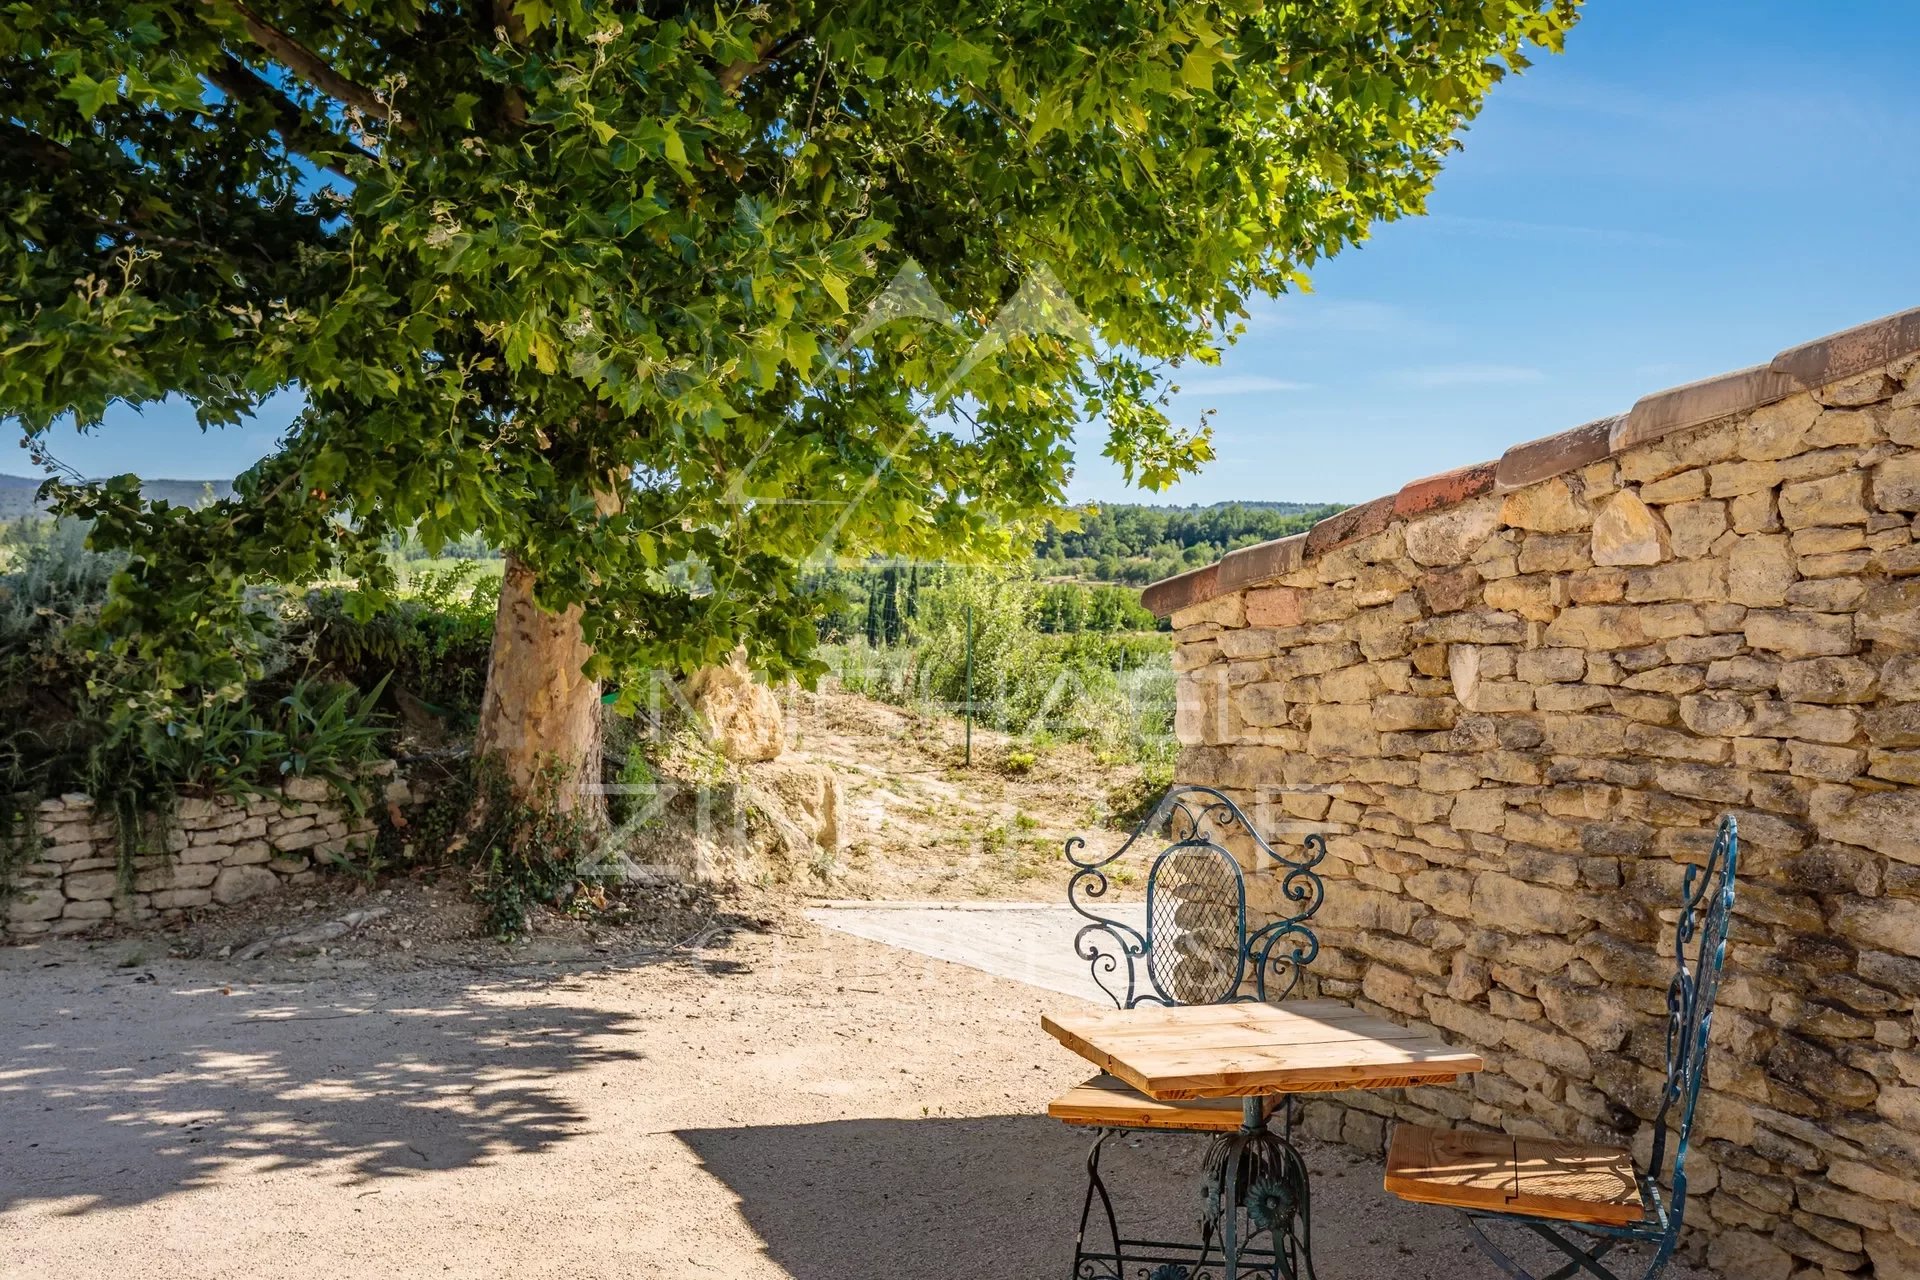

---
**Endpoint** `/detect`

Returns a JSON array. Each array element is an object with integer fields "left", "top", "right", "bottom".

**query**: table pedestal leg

[{"left": 1198, "top": 1097, "right": 1315, "bottom": 1280}]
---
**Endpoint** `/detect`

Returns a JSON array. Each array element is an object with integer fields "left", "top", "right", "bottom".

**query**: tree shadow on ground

[
  {"left": 677, "top": 1117, "right": 1720, "bottom": 1280},
  {"left": 0, "top": 964, "right": 658, "bottom": 1215},
  {"left": 676, "top": 1114, "right": 1219, "bottom": 1279}
]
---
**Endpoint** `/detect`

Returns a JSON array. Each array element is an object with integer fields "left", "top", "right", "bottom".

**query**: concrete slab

[{"left": 806, "top": 901, "right": 1146, "bottom": 1004}]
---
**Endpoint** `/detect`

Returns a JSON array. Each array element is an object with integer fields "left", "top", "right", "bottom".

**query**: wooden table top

[{"left": 1042, "top": 999, "right": 1484, "bottom": 1101}]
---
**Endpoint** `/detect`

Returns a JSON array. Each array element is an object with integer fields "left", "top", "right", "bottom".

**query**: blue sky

[{"left": 18, "top": 2, "right": 1920, "bottom": 507}]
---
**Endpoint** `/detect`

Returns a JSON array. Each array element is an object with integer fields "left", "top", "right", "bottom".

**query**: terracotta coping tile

[
  {"left": 1394, "top": 461, "right": 1498, "bottom": 517},
  {"left": 1218, "top": 532, "right": 1307, "bottom": 594},
  {"left": 1140, "top": 304, "right": 1920, "bottom": 617},
  {"left": 1141, "top": 562, "right": 1219, "bottom": 619},
  {"left": 1770, "top": 306, "right": 1920, "bottom": 387},
  {"left": 1611, "top": 364, "right": 1804, "bottom": 454},
  {"left": 1496, "top": 417, "right": 1618, "bottom": 492},
  {"left": 1302, "top": 494, "right": 1396, "bottom": 560}
]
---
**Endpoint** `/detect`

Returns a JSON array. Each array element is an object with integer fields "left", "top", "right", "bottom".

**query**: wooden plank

[
  {"left": 1385, "top": 1125, "right": 1517, "bottom": 1215},
  {"left": 1068, "top": 1010, "right": 1433, "bottom": 1052},
  {"left": 1042, "top": 999, "right": 1484, "bottom": 1100},
  {"left": 1104, "top": 1040, "right": 1483, "bottom": 1099},
  {"left": 1382, "top": 1125, "right": 1645, "bottom": 1228},
  {"left": 1511, "top": 1136, "right": 1644, "bottom": 1227},
  {"left": 1048, "top": 1074, "right": 1265, "bottom": 1132},
  {"left": 1056, "top": 999, "right": 1372, "bottom": 1032}
]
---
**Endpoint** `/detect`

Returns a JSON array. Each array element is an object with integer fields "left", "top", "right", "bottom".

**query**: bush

[{"left": 297, "top": 562, "right": 496, "bottom": 718}]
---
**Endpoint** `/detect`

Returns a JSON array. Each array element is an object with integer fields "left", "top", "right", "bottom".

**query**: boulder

[{"left": 212, "top": 865, "right": 281, "bottom": 906}]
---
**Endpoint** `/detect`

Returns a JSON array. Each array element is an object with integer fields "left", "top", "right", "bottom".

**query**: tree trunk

[{"left": 472, "top": 553, "right": 606, "bottom": 823}]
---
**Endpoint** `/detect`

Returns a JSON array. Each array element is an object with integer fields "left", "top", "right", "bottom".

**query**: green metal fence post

[{"left": 964, "top": 602, "right": 974, "bottom": 767}]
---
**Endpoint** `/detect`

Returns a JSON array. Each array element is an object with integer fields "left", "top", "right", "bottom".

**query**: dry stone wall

[
  {"left": 1159, "top": 340, "right": 1920, "bottom": 1277},
  {"left": 2, "top": 769, "right": 404, "bottom": 941}
]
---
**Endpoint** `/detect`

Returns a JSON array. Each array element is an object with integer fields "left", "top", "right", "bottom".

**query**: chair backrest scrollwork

[
  {"left": 1065, "top": 785, "right": 1325, "bottom": 1009},
  {"left": 1646, "top": 813, "right": 1739, "bottom": 1254}
]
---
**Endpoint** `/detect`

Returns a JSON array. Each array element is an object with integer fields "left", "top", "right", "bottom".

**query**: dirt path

[{"left": 0, "top": 921, "right": 1713, "bottom": 1280}]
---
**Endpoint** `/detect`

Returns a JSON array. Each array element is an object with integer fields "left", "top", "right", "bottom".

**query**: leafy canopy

[{"left": 0, "top": 0, "right": 1579, "bottom": 702}]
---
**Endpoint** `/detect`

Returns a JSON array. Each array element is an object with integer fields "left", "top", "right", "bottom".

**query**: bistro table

[{"left": 1043, "top": 998, "right": 1485, "bottom": 1279}]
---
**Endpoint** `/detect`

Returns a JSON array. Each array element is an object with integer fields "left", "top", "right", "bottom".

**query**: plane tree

[{"left": 0, "top": 0, "right": 1578, "bottom": 815}]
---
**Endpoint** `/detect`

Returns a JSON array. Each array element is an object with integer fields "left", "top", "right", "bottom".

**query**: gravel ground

[{"left": 0, "top": 919, "right": 1714, "bottom": 1280}]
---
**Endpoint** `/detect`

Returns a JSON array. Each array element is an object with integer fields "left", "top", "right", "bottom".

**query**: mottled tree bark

[{"left": 472, "top": 554, "right": 605, "bottom": 823}]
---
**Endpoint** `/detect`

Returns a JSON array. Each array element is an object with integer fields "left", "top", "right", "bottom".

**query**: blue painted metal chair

[
  {"left": 1053, "top": 784, "right": 1328, "bottom": 1279},
  {"left": 1383, "top": 814, "right": 1739, "bottom": 1280}
]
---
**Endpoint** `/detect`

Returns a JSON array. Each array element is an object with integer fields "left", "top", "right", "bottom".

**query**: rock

[
  {"left": 1729, "top": 534, "right": 1797, "bottom": 606},
  {"left": 1243, "top": 586, "right": 1304, "bottom": 627},
  {"left": 1777, "top": 657, "right": 1878, "bottom": 704},
  {"left": 1812, "top": 787, "right": 1920, "bottom": 866},
  {"left": 1744, "top": 611, "right": 1855, "bottom": 658},
  {"left": 231, "top": 907, "right": 391, "bottom": 961},
  {"left": 685, "top": 652, "right": 785, "bottom": 763},
  {"left": 63, "top": 870, "right": 120, "bottom": 903},
  {"left": 1780, "top": 472, "right": 1871, "bottom": 529},
  {"left": 1708, "top": 1230, "right": 1795, "bottom": 1280},
  {"left": 1737, "top": 393, "right": 1822, "bottom": 462},
  {"left": 1859, "top": 581, "right": 1920, "bottom": 651},
  {"left": 1873, "top": 455, "right": 1920, "bottom": 512},
  {"left": 6, "top": 886, "right": 65, "bottom": 923},
  {"left": 1502, "top": 477, "right": 1592, "bottom": 533},
  {"left": 1470, "top": 871, "right": 1582, "bottom": 935},
  {"left": 1831, "top": 898, "right": 1920, "bottom": 957},
  {"left": 1590, "top": 493, "right": 1668, "bottom": 565},
  {"left": 212, "top": 865, "right": 281, "bottom": 906},
  {"left": 281, "top": 776, "right": 333, "bottom": 804},
  {"left": 1404, "top": 503, "right": 1499, "bottom": 567}
]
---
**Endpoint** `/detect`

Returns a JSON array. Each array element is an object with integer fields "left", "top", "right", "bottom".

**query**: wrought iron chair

[
  {"left": 1384, "top": 814, "right": 1740, "bottom": 1280},
  {"left": 1053, "top": 784, "right": 1328, "bottom": 1280}
]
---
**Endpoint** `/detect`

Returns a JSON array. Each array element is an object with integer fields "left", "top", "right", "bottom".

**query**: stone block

[
  {"left": 63, "top": 870, "right": 119, "bottom": 903},
  {"left": 1404, "top": 503, "right": 1500, "bottom": 567},
  {"left": 1777, "top": 657, "right": 1878, "bottom": 704},
  {"left": 1859, "top": 580, "right": 1920, "bottom": 651},
  {"left": 1470, "top": 871, "right": 1582, "bottom": 935},
  {"left": 1591, "top": 491, "right": 1669, "bottom": 566},
  {"left": 1831, "top": 898, "right": 1920, "bottom": 957},
  {"left": 1729, "top": 534, "right": 1796, "bottom": 606},
  {"left": 1501, "top": 477, "right": 1592, "bottom": 533},
  {"left": 1736, "top": 393, "right": 1822, "bottom": 462},
  {"left": 150, "top": 888, "right": 214, "bottom": 911},
  {"left": 1780, "top": 472, "right": 1871, "bottom": 529},
  {"left": 1243, "top": 586, "right": 1304, "bottom": 628},
  {"left": 1306, "top": 704, "right": 1378, "bottom": 757},
  {"left": 6, "top": 887, "right": 65, "bottom": 923},
  {"left": 211, "top": 865, "right": 281, "bottom": 906},
  {"left": 1811, "top": 786, "right": 1920, "bottom": 866},
  {"left": 1874, "top": 454, "right": 1920, "bottom": 512},
  {"left": 1745, "top": 611, "right": 1855, "bottom": 658}
]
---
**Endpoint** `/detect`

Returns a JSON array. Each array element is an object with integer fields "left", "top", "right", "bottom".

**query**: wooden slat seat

[
  {"left": 1385, "top": 1124, "right": 1647, "bottom": 1228},
  {"left": 1049, "top": 1074, "right": 1271, "bottom": 1133}
]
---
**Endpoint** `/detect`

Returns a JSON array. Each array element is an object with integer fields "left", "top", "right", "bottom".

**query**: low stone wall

[
  {"left": 2, "top": 771, "right": 405, "bottom": 940},
  {"left": 1153, "top": 321, "right": 1920, "bottom": 1277}
]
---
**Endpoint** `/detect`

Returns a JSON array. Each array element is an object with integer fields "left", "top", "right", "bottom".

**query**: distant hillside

[
  {"left": 1035, "top": 499, "right": 1346, "bottom": 586},
  {"left": 0, "top": 474, "right": 235, "bottom": 519}
]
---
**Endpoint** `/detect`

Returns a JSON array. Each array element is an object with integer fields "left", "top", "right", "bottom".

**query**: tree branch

[
  {"left": 719, "top": 32, "right": 806, "bottom": 94},
  {"left": 1, "top": 119, "right": 76, "bottom": 171},
  {"left": 205, "top": 55, "right": 375, "bottom": 178},
  {"left": 210, "top": 0, "right": 393, "bottom": 122}
]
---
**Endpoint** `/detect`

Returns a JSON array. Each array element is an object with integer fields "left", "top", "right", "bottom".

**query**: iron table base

[{"left": 1072, "top": 1098, "right": 1315, "bottom": 1280}]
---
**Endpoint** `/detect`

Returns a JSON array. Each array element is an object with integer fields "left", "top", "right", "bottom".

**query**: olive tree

[{"left": 0, "top": 0, "right": 1578, "bottom": 812}]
